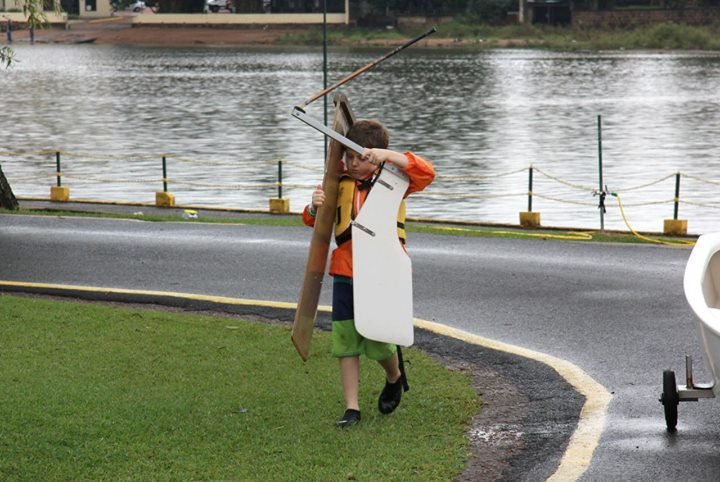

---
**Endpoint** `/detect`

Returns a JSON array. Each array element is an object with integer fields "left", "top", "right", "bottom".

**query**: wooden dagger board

[{"left": 292, "top": 93, "right": 356, "bottom": 361}]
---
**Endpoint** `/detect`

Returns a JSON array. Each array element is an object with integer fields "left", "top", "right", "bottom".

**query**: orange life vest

[{"left": 334, "top": 175, "right": 407, "bottom": 246}]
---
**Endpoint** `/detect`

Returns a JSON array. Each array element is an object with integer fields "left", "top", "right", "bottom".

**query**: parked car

[
  {"left": 206, "top": 0, "right": 233, "bottom": 13},
  {"left": 128, "top": 0, "right": 145, "bottom": 11}
]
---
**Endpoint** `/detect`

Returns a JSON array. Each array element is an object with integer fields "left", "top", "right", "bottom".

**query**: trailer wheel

[{"left": 661, "top": 370, "right": 679, "bottom": 432}]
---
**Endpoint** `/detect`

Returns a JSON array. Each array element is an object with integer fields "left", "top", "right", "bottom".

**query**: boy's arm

[
  {"left": 302, "top": 204, "right": 316, "bottom": 227},
  {"left": 364, "top": 148, "right": 435, "bottom": 194},
  {"left": 400, "top": 151, "right": 435, "bottom": 195},
  {"left": 302, "top": 184, "right": 325, "bottom": 227},
  {"left": 403, "top": 151, "right": 435, "bottom": 196},
  {"left": 362, "top": 148, "right": 409, "bottom": 169}
]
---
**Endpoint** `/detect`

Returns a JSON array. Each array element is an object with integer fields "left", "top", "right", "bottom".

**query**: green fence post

[
  {"left": 597, "top": 115, "right": 604, "bottom": 231},
  {"left": 162, "top": 156, "right": 168, "bottom": 193},
  {"left": 519, "top": 165, "right": 540, "bottom": 228},
  {"left": 673, "top": 172, "right": 681, "bottom": 220},
  {"left": 50, "top": 151, "right": 69, "bottom": 201},
  {"left": 663, "top": 171, "right": 687, "bottom": 236},
  {"left": 269, "top": 158, "right": 289, "bottom": 213},
  {"left": 528, "top": 165, "right": 533, "bottom": 212},
  {"left": 55, "top": 151, "right": 62, "bottom": 187},
  {"left": 155, "top": 155, "right": 175, "bottom": 207}
]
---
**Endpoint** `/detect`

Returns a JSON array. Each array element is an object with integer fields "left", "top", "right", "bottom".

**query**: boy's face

[{"left": 345, "top": 150, "right": 377, "bottom": 180}]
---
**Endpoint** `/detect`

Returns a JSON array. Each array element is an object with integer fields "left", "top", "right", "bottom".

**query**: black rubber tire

[
  {"left": 210, "top": 5, "right": 219, "bottom": 12},
  {"left": 661, "top": 370, "right": 679, "bottom": 432}
]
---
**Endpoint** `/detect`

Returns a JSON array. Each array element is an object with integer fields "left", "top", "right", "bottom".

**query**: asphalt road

[{"left": 1, "top": 213, "right": 718, "bottom": 481}]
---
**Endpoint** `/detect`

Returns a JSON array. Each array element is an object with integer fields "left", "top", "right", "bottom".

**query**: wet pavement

[{"left": 1, "top": 204, "right": 718, "bottom": 480}]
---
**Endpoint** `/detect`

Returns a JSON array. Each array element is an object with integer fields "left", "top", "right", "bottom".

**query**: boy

[{"left": 302, "top": 119, "right": 435, "bottom": 428}]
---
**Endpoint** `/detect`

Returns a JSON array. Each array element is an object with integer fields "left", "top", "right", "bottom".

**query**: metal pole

[
  {"left": 55, "top": 151, "right": 62, "bottom": 187},
  {"left": 298, "top": 26, "right": 437, "bottom": 109},
  {"left": 528, "top": 165, "right": 533, "bottom": 212},
  {"left": 162, "top": 156, "right": 168, "bottom": 193},
  {"left": 598, "top": 115, "right": 604, "bottom": 231},
  {"left": 673, "top": 171, "right": 681, "bottom": 220},
  {"left": 323, "top": 0, "right": 328, "bottom": 160},
  {"left": 278, "top": 159, "right": 283, "bottom": 199},
  {"left": 686, "top": 355, "right": 694, "bottom": 389}
]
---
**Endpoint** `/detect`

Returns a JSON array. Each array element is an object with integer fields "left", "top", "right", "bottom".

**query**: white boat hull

[{"left": 683, "top": 233, "right": 720, "bottom": 396}]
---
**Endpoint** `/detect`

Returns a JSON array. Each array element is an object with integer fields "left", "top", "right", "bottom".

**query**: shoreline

[
  {"left": 4, "top": 15, "right": 720, "bottom": 50},
  {"left": 1, "top": 16, "right": 498, "bottom": 48},
  {"left": 7, "top": 20, "right": 311, "bottom": 47}
]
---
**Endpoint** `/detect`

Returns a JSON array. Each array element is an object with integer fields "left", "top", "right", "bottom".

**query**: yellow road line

[
  {"left": 414, "top": 319, "right": 612, "bottom": 481},
  {"left": 0, "top": 280, "right": 299, "bottom": 309},
  {"left": 0, "top": 280, "right": 610, "bottom": 481}
]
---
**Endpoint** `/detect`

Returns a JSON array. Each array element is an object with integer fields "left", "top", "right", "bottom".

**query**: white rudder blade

[{"left": 352, "top": 164, "right": 414, "bottom": 347}]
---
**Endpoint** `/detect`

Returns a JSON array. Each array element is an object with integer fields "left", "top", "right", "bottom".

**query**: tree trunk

[{"left": 0, "top": 164, "right": 19, "bottom": 210}]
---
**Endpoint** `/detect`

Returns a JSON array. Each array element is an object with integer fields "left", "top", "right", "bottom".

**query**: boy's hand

[
  {"left": 362, "top": 148, "right": 408, "bottom": 169},
  {"left": 311, "top": 184, "right": 325, "bottom": 209}
]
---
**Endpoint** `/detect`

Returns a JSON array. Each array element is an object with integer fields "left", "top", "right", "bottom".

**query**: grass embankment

[
  {"left": 0, "top": 295, "right": 479, "bottom": 480},
  {"left": 284, "top": 20, "right": 720, "bottom": 51},
  {"left": 1, "top": 207, "right": 696, "bottom": 245}
]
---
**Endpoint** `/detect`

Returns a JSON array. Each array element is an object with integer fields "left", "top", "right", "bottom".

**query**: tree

[
  {"left": 0, "top": 164, "right": 18, "bottom": 210},
  {"left": 0, "top": 0, "right": 50, "bottom": 209},
  {"left": 1, "top": 0, "right": 54, "bottom": 67},
  {"left": 0, "top": 45, "right": 14, "bottom": 68}
]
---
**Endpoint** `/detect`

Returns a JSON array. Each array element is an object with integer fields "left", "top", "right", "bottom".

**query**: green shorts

[{"left": 331, "top": 277, "right": 396, "bottom": 361}]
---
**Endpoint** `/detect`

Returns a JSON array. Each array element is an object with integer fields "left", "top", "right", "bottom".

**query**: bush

[
  {"left": 643, "top": 22, "right": 712, "bottom": 49},
  {"left": 467, "top": 0, "right": 519, "bottom": 23}
]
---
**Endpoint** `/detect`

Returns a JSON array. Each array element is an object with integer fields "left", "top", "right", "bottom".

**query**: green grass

[
  {"left": 0, "top": 207, "right": 306, "bottom": 227},
  {"left": 0, "top": 207, "right": 697, "bottom": 244},
  {"left": 0, "top": 294, "right": 480, "bottom": 481},
  {"left": 409, "top": 222, "right": 696, "bottom": 244},
  {"left": 281, "top": 20, "right": 720, "bottom": 51},
  {"left": 535, "top": 22, "right": 720, "bottom": 50},
  {"left": 281, "top": 26, "right": 408, "bottom": 46}
]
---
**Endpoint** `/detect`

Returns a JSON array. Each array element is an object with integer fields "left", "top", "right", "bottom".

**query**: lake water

[{"left": 2, "top": 44, "right": 720, "bottom": 234}]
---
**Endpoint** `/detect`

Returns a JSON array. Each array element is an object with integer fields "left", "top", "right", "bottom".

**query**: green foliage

[
  {"left": 363, "top": 0, "right": 469, "bottom": 16},
  {"left": 0, "top": 295, "right": 480, "bottom": 480},
  {"left": 409, "top": 19, "right": 720, "bottom": 50},
  {"left": 642, "top": 22, "right": 715, "bottom": 49},
  {"left": 0, "top": 46, "right": 14, "bottom": 68},
  {"left": 346, "top": 0, "right": 516, "bottom": 22},
  {"left": 466, "top": 0, "right": 518, "bottom": 23},
  {"left": 440, "top": 18, "right": 542, "bottom": 38},
  {"left": 280, "top": 25, "right": 407, "bottom": 45},
  {"left": 1, "top": 0, "right": 55, "bottom": 67},
  {"left": 553, "top": 22, "right": 720, "bottom": 50}
]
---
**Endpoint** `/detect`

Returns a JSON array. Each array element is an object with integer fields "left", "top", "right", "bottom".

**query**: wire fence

[{"left": 1, "top": 148, "right": 719, "bottom": 233}]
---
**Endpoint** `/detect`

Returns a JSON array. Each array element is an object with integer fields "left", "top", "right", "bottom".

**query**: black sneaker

[
  {"left": 378, "top": 378, "right": 403, "bottom": 414},
  {"left": 336, "top": 409, "right": 361, "bottom": 428}
]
